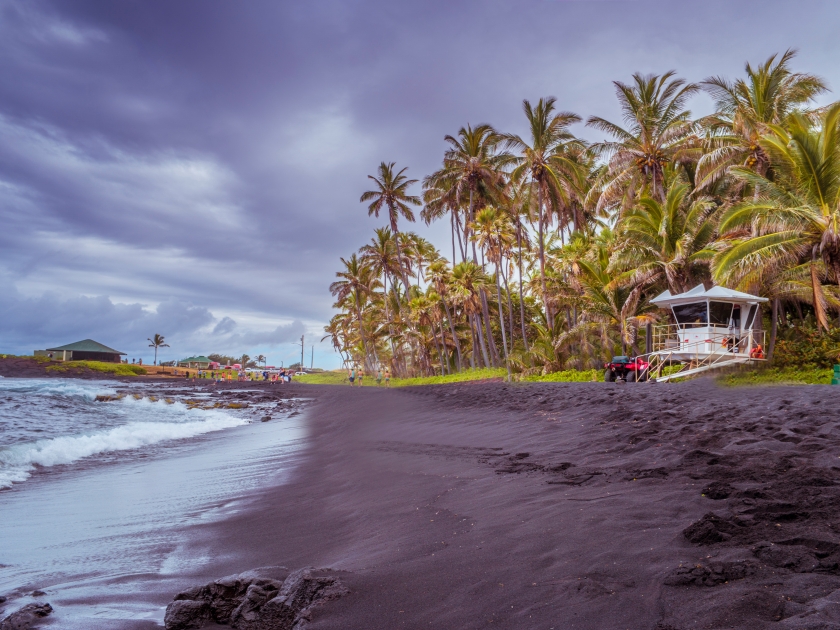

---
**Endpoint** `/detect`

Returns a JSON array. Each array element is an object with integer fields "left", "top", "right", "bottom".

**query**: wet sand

[{"left": 158, "top": 379, "right": 840, "bottom": 630}]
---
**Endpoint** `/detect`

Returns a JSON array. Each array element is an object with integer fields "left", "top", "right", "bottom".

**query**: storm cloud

[{"left": 1, "top": 0, "right": 839, "bottom": 365}]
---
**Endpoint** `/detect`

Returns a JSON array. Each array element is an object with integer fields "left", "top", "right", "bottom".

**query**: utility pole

[
  {"left": 300, "top": 335, "right": 305, "bottom": 372},
  {"left": 310, "top": 345, "right": 314, "bottom": 369}
]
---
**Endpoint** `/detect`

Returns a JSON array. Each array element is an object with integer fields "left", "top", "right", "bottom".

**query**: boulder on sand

[
  {"left": 0, "top": 603, "right": 53, "bottom": 630},
  {"left": 165, "top": 568, "right": 348, "bottom": 630}
]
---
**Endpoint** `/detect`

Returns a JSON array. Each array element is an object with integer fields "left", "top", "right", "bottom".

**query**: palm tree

[
  {"left": 256, "top": 354, "right": 266, "bottom": 367},
  {"left": 576, "top": 233, "right": 657, "bottom": 356},
  {"left": 427, "top": 259, "right": 463, "bottom": 371},
  {"left": 361, "top": 162, "right": 421, "bottom": 291},
  {"left": 504, "top": 98, "right": 584, "bottom": 327},
  {"left": 697, "top": 50, "right": 827, "bottom": 189},
  {"left": 611, "top": 182, "right": 718, "bottom": 294},
  {"left": 330, "top": 254, "right": 378, "bottom": 367},
  {"left": 715, "top": 103, "right": 840, "bottom": 330},
  {"left": 473, "top": 207, "right": 515, "bottom": 379},
  {"left": 587, "top": 72, "right": 699, "bottom": 211},
  {"left": 147, "top": 333, "right": 169, "bottom": 366},
  {"left": 451, "top": 261, "right": 494, "bottom": 368}
]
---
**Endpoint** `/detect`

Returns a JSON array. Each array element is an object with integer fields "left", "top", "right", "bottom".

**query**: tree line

[{"left": 325, "top": 51, "right": 840, "bottom": 377}]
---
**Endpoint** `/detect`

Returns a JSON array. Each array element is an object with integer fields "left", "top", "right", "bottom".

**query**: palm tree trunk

[
  {"left": 500, "top": 263, "right": 515, "bottom": 352},
  {"left": 468, "top": 322, "right": 476, "bottom": 369},
  {"left": 432, "top": 326, "right": 446, "bottom": 376},
  {"left": 811, "top": 260, "right": 830, "bottom": 331},
  {"left": 450, "top": 208, "right": 457, "bottom": 265},
  {"left": 480, "top": 294, "right": 499, "bottom": 366},
  {"left": 768, "top": 297, "right": 779, "bottom": 363},
  {"left": 495, "top": 264, "right": 511, "bottom": 381},
  {"left": 537, "top": 186, "right": 552, "bottom": 329},
  {"left": 517, "top": 219, "right": 529, "bottom": 351},
  {"left": 438, "top": 320, "right": 450, "bottom": 375},
  {"left": 442, "top": 297, "right": 463, "bottom": 371},
  {"left": 474, "top": 314, "right": 491, "bottom": 368},
  {"left": 393, "top": 230, "right": 412, "bottom": 291}
]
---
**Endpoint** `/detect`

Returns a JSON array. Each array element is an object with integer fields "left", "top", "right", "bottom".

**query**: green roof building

[
  {"left": 177, "top": 356, "right": 212, "bottom": 368},
  {"left": 38, "top": 339, "right": 127, "bottom": 363}
]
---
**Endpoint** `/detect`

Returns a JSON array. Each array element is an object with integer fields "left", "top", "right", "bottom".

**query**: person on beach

[
  {"left": 358, "top": 368, "right": 364, "bottom": 386},
  {"left": 376, "top": 369, "right": 382, "bottom": 386},
  {"left": 385, "top": 369, "right": 391, "bottom": 387},
  {"left": 349, "top": 366, "right": 356, "bottom": 386}
]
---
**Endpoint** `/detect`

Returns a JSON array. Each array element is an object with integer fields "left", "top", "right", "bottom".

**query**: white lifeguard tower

[{"left": 643, "top": 284, "right": 768, "bottom": 381}]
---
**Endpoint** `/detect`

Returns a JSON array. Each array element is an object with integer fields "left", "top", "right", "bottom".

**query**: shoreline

[{"left": 151, "top": 380, "right": 840, "bottom": 629}]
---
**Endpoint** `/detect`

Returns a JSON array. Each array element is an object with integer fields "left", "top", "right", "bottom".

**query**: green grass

[
  {"left": 295, "top": 368, "right": 507, "bottom": 386},
  {"left": 522, "top": 369, "right": 600, "bottom": 383},
  {"left": 46, "top": 361, "right": 148, "bottom": 376},
  {"left": 297, "top": 367, "right": 605, "bottom": 387},
  {"left": 393, "top": 368, "right": 507, "bottom": 387},
  {"left": 718, "top": 367, "right": 834, "bottom": 386},
  {"left": 294, "top": 371, "right": 349, "bottom": 385}
]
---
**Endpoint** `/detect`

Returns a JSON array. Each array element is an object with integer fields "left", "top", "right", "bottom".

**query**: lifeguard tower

[{"left": 643, "top": 284, "right": 768, "bottom": 382}]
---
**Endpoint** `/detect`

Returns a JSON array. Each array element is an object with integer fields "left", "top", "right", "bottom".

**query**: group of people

[
  {"left": 347, "top": 366, "right": 390, "bottom": 387},
  {"left": 177, "top": 369, "right": 296, "bottom": 384}
]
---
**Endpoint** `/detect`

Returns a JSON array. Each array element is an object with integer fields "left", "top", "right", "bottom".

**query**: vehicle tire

[
  {"left": 637, "top": 371, "right": 647, "bottom": 382},
  {"left": 626, "top": 370, "right": 636, "bottom": 383},
  {"left": 604, "top": 369, "right": 615, "bottom": 382}
]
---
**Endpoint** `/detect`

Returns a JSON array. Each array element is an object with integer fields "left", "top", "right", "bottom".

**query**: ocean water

[{"left": 0, "top": 378, "right": 307, "bottom": 628}]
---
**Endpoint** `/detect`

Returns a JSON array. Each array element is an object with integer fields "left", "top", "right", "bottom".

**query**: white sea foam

[
  {"left": 0, "top": 399, "right": 248, "bottom": 489},
  {"left": 0, "top": 378, "right": 116, "bottom": 400}
]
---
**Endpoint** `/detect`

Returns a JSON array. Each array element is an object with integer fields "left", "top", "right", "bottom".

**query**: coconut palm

[
  {"left": 715, "top": 103, "right": 840, "bottom": 330},
  {"left": 611, "top": 182, "right": 718, "bottom": 294},
  {"left": 330, "top": 254, "right": 379, "bottom": 367},
  {"left": 361, "top": 162, "right": 421, "bottom": 290},
  {"left": 147, "top": 333, "right": 169, "bottom": 366},
  {"left": 696, "top": 50, "right": 827, "bottom": 189},
  {"left": 450, "top": 261, "right": 495, "bottom": 368},
  {"left": 587, "top": 72, "right": 699, "bottom": 211},
  {"left": 504, "top": 98, "right": 584, "bottom": 326},
  {"left": 427, "top": 259, "right": 464, "bottom": 370}
]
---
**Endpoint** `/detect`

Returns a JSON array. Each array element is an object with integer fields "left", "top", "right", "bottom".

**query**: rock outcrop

[
  {"left": 0, "top": 603, "right": 53, "bottom": 630},
  {"left": 165, "top": 568, "right": 348, "bottom": 630}
]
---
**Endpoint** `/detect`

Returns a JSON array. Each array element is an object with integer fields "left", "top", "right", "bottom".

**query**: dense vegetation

[{"left": 326, "top": 51, "right": 840, "bottom": 379}]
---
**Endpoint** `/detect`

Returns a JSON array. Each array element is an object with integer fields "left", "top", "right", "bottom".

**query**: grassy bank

[
  {"left": 522, "top": 369, "right": 600, "bottom": 383},
  {"left": 295, "top": 368, "right": 507, "bottom": 386},
  {"left": 46, "top": 361, "right": 148, "bottom": 376},
  {"left": 296, "top": 367, "right": 606, "bottom": 387},
  {"left": 717, "top": 367, "right": 833, "bottom": 386}
]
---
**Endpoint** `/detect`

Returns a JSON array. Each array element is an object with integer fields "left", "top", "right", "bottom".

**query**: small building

[
  {"left": 36, "top": 339, "right": 127, "bottom": 363},
  {"left": 177, "top": 356, "right": 212, "bottom": 369},
  {"left": 642, "top": 284, "right": 768, "bottom": 381}
]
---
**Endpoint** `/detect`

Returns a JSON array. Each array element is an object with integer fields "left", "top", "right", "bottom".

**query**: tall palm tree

[
  {"left": 361, "top": 162, "right": 421, "bottom": 290},
  {"left": 611, "top": 182, "right": 718, "bottom": 294},
  {"left": 697, "top": 50, "right": 827, "bottom": 189},
  {"left": 587, "top": 72, "right": 699, "bottom": 211},
  {"left": 473, "top": 207, "right": 515, "bottom": 378},
  {"left": 715, "top": 103, "right": 840, "bottom": 330},
  {"left": 147, "top": 333, "right": 169, "bottom": 366},
  {"left": 504, "top": 98, "right": 584, "bottom": 327},
  {"left": 256, "top": 354, "right": 266, "bottom": 367}
]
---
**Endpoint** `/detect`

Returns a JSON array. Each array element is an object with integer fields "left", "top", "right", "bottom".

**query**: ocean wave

[
  {"left": 0, "top": 378, "right": 117, "bottom": 401},
  {"left": 0, "top": 407, "right": 248, "bottom": 489}
]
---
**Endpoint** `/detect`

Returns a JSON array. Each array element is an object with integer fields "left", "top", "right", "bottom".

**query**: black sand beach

[{"left": 139, "top": 379, "right": 840, "bottom": 630}]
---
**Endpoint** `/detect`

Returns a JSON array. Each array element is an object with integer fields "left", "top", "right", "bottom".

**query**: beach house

[{"left": 35, "top": 339, "right": 127, "bottom": 363}]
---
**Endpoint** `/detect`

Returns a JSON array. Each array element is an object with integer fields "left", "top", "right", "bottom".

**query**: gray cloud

[{"left": 1, "top": 0, "right": 839, "bottom": 367}]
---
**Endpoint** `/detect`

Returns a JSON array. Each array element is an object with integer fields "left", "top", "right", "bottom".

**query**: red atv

[{"left": 604, "top": 356, "right": 649, "bottom": 382}]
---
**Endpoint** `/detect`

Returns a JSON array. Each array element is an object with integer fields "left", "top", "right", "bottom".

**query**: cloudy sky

[{"left": 1, "top": 0, "right": 838, "bottom": 367}]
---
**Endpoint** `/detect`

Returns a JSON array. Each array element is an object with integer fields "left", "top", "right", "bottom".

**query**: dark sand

[{"left": 152, "top": 379, "right": 840, "bottom": 630}]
